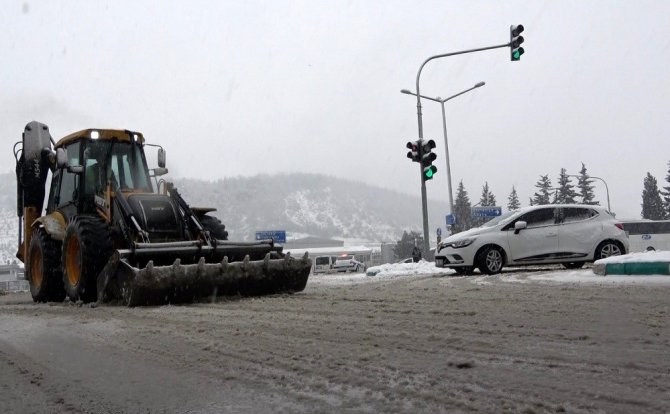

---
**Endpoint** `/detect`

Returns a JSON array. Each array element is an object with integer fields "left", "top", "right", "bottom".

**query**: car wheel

[
  {"left": 594, "top": 241, "right": 623, "bottom": 260},
  {"left": 562, "top": 262, "right": 585, "bottom": 269},
  {"left": 476, "top": 246, "right": 504, "bottom": 275}
]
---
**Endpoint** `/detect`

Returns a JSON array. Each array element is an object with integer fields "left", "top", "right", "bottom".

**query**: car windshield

[{"left": 480, "top": 211, "right": 518, "bottom": 228}]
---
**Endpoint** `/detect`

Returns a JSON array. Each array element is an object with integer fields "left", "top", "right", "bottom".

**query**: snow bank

[
  {"left": 365, "top": 260, "right": 452, "bottom": 278},
  {"left": 594, "top": 250, "right": 670, "bottom": 265}
]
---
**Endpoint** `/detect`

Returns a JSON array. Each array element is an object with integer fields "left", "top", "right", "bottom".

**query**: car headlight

[{"left": 451, "top": 238, "right": 475, "bottom": 248}]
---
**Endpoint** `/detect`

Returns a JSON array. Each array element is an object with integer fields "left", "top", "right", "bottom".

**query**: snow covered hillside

[{"left": 0, "top": 172, "right": 448, "bottom": 245}]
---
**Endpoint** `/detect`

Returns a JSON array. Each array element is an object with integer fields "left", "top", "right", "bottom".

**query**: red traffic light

[{"left": 406, "top": 140, "right": 420, "bottom": 162}]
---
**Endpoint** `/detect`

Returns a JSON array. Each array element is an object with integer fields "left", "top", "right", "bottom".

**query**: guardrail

[{"left": 0, "top": 280, "right": 29, "bottom": 293}]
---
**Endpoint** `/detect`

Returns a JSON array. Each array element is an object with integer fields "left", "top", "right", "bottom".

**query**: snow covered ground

[{"left": 310, "top": 258, "right": 670, "bottom": 288}]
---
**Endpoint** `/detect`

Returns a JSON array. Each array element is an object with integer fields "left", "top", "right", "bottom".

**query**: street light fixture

[
  {"left": 401, "top": 81, "right": 486, "bottom": 219},
  {"left": 567, "top": 174, "right": 611, "bottom": 213}
]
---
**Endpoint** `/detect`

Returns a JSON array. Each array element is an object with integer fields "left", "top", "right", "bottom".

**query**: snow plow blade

[{"left": 97, "top": 250, "right": 311, "bottom": 306}]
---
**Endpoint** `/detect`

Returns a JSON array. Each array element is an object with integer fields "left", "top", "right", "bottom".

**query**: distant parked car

[
  {"left": 313, "top": 256, "right": 338, "bottom": 274},
  {"left": 435, "top": 204, "right": 629, "bottom": 275},
  {"left": 333, "top": 255, "right": 366, "bottom": 273}
]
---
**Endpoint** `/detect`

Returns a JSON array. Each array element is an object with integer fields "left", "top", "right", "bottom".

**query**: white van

[{"left": 313, "top": 256, "right": 338, "bottom": 274}]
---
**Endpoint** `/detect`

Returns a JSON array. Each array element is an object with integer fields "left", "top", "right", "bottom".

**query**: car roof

[{"left": 511, "top": 204, "right": 607, "bottom": 214}]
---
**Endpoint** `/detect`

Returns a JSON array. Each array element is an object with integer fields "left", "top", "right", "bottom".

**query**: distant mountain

[{"left": 0, "top": 172, "right": 449, "bottom": 246}]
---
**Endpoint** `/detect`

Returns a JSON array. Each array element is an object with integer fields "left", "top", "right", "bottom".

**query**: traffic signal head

[
  {"left": 406, "top": 140, "right": 420, "bottom": 162},
  {"left": 510, "top": 24, "right": 525, "bottom": 61},
  {"left": 420, "top": 139, "right": 437, "bottom": 181}
]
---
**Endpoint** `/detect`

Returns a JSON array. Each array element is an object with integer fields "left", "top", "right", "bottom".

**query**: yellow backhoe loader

[{"left": 14, "top": 121, "right": 311, "bottom": 306}]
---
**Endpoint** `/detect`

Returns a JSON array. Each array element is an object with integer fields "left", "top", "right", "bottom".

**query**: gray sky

[{"left": 2, "top": 0, "right": 669, "bottom": 220}]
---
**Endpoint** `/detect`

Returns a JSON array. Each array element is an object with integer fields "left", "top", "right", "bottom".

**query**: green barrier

[{"left": 604, "top": 262, "right": 670, "bottom": 275}]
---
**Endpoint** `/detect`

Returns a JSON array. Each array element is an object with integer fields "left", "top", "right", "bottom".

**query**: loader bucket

[{"left": 97, "top": 250, "right": 312, "bottom": 306}]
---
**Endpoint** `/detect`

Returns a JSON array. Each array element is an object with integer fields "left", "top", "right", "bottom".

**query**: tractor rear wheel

[
  {"left": 62, "top": 217, "right": 112, "bottom": 303},
  {"left": 200, "top": 215, "right": 229, "bottom": 240},
  {"left": 27, "top": 228, "right": 66, "bottom": 303}
]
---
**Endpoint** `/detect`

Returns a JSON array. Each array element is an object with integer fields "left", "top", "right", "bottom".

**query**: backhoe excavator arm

[{"left": 14, "top": 121, "right": 56, "bottom": 262}]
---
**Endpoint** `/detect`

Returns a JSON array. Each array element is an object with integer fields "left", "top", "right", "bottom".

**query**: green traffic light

[
  {"left": 512, "top": 47, "right": 524, "bottom": 61},
  {"left": 425, "top": 169, "right": 434, "bottom": 178}
]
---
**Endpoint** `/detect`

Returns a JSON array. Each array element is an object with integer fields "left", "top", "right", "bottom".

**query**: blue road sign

[
  {"left": 255, "top": 230, "right": 286, "bottom": 243},
  {"left": 446, "top": 214, "right": 456, "bottom": 226},
  {"left": 471, "top": 206, "right": 502, "bottom": 218}
]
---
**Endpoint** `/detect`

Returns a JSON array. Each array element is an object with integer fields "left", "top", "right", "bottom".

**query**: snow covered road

[{"left": 1, "top": 266, "right": 669, "bottom": 413}]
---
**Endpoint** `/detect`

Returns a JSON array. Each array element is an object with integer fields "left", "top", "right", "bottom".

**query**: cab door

[{"left": 504, "top": 207, "right": 559, "bottom": 263}]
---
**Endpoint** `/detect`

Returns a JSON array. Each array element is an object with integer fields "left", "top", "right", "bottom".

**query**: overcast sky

[{"left": 2, "top": 0, "right": 669, "bottom": 220}]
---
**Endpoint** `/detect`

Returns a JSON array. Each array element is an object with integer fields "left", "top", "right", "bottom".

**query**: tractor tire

[
  {"left": 476, "top": 246, "right": 505, "bottom": 275},
  {"left": 62, "top": 216, "right": 112, "bottom": 303},
  {"left": 199, "top": 215, "right": 229, "bottom": 240},
  {"left": 27, "top": 228, "right": 66, "bottom": 303}
]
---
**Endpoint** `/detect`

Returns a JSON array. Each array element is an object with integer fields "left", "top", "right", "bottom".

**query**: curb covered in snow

[{"left": 593, "top": 251, "right": 670, "bottom": 276}]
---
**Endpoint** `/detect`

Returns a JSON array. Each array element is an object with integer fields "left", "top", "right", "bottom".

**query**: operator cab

[{"left": 47, "top": 129, "right": 154, "bottom": 217}]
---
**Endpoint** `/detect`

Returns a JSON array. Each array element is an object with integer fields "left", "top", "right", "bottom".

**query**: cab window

[{"left": 57, "top": 141, "right": 80, "bottom": 207}]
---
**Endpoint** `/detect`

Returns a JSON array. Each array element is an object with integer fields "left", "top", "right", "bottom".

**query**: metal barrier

[{"left": 0, "top": 280, "right": 29, "bottom": 293}]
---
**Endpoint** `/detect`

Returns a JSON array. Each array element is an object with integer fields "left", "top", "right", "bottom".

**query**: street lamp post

[
  {"left": 567, "top": 174, "right": 611, "bottom": 212},
  {"left": 401, "top": 81, "right": 485, "bottom": 218},
  {"left": 407, "top": 42, "right": 508, "bottom": 256}
]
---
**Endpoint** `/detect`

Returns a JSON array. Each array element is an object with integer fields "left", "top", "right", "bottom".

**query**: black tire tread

[
  {"left": 199, "top": 215, "right": 229, "bottom": 240},
  {"left": 28, "top": 228, "right": 66, "bottom": 303},
  {"left": 62, "top": 216, "right": 112, "bottom": 303}
]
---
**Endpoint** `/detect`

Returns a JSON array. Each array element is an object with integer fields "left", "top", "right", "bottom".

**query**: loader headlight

[{"left": 451, "top": 238, "right": 475, "bottom": 248}]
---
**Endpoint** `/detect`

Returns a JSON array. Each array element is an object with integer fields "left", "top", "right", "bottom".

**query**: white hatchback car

[{"left": 435, "top": 204, "right": 628, "bottom": 275}]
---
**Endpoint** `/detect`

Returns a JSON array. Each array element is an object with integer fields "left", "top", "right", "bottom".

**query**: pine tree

[
  {"left": 508, "top": 187, "right": 521, "bottom": 211},
  {"left": 474, "top": 182, "right": 496, "bottom": 226},
  {"left": 554, "top": 168, "right": 578, "bottom": 204},
  {"left": 393, "top": 231, "right": 424, "bottom": 260},
  {"left": 577, "top": 163, "right": 598, "bottom": 205},
  {"left": 663, "top": 161, "right": 670, "bottom": 217},
  {"left": 532, "top": 175, "right": 552, "bottom": 205},
  {"left": 479, "top": 182, "right": 497, "bottom": 206},
  {"left": 641, "top": 172, "right": 666, "bottom": 219},
  {"left": 452, "top": 180, "right": 472, "bottom": 234}
]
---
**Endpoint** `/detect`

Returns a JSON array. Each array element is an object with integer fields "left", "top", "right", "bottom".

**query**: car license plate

[{"left": 436, "top": 258, "right": 444, "bottom": 266}]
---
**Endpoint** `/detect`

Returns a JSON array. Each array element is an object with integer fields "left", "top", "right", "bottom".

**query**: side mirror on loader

[
  {"left": 158, "top": 148, "right": 166, "bottom": 168},
  {"left": 55, "top": 147, "right": 84, "bottom": 173},
  {"left": 152, "top": 167, "right": 169, "bottom": 177},
  {"left": 56, "top": 148, "right": 68, "bottom": 169}
]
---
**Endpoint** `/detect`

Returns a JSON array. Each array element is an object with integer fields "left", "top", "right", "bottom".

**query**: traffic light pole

[{"left": 413, "top": 42, "right": 510, "bottom": 257}]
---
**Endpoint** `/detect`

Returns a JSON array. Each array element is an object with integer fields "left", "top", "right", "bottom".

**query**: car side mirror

[
  {"left": 157, "top": 148, "right": 166, "bottom": 168},
  {"left": 514, "top": 221, "right": 527, "bottom": 234}
]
